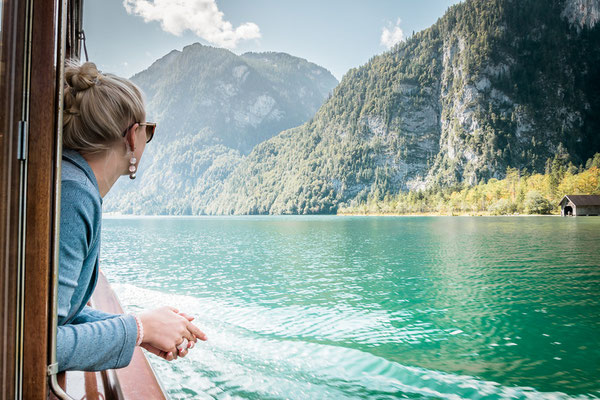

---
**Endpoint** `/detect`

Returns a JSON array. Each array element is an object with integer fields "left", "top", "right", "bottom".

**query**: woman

[{"left": 57, "top": 61, "right": 206, "bottom": 372}]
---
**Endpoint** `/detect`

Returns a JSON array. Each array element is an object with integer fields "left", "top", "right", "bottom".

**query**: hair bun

[
  {"left": 65, "top": 61, "right": 101, "bottom": 92},
  {"left": 62, "top": 58, "right": 146, "bottom": 154}
]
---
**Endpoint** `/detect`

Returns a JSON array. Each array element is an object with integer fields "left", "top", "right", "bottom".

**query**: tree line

[{"left": 339, "top": 153, "right": 600, "bottom": 215}]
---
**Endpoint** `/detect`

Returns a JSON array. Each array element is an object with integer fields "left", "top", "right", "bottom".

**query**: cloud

[
  {"left": 380, "top": 19, "right": 404, "bottom": 49},
  {"left": 123, "top": 0, "right": 261, "bottom": 49}
]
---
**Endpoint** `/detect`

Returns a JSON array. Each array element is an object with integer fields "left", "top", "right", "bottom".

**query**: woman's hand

[
  {"left": 141, "top": 341, "right": 195, "bottom": 361},
  {"left": 141, "top": 343, "right": 175, "bottom": 361},
  {"left": 175, "top": 312, "right": 197, "bottom": 358},
  {"left": 139, "top": 306, "right": 207, "bottom": 358}
]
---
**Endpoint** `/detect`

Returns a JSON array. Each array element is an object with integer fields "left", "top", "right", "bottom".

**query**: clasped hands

[{"left": 138, "top": 306, "right": 207, "bottom": 361}]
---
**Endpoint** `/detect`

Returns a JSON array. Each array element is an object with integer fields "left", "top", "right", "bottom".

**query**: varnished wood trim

[
  {"left": 22, "top": 0, "right": 61, "bottom": 398},
  {"left": 0, "top": 0, "right": 27, "bottom": 398}
]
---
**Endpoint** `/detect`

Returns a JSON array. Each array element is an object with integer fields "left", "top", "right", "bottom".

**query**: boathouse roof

[{"left": 559, "top": 195, "right": 600, "bottom": 206}]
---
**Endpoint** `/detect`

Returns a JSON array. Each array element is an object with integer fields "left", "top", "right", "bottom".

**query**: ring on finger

[{"left": 177, "top": 338, "right": 189, "bottom": 353}]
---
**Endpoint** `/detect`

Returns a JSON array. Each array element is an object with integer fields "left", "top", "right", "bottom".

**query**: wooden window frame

[{"left": 1, "top": 0, "right": 73, "bottom": 398}]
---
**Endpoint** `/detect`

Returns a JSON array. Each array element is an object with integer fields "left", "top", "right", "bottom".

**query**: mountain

[
  {"left": 103, "top": 44, "right": 338, "bottom": 214},
  {"left": 204, "top": 0, "right": 600, "bottom": 215}
]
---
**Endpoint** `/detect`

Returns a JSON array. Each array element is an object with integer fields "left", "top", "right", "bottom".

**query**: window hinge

[
  {"left": 47, "top": 362, "right": 59, "bottom": 376},
  {"left": 17, "top": 120, "right": 28, "bottom": 161}
]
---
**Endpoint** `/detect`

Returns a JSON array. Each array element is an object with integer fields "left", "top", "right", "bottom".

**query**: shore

[
  {"left": 103, "top": 212, "right": 563, "bottom": 218},
  {"left": 336, "top": 212, "right": 561, "bottom": 217}
]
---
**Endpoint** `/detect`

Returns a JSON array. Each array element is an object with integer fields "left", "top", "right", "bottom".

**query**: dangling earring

[{"left": 129, "top": 153, "right": 137, "bottom": 180}]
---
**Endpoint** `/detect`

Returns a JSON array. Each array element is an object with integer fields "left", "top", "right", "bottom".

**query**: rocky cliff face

[
  {"left": 130, "top": 43, "right": 338, "bottom": 154},
  {"left": 426, "top": 0, "right": 600, "bottom": 187},
  {"left": 103, "top": 44, "right": 338, "bottom": 214},
  {"left": 562, "top": 0, "right": 600, "bottom": 30},
  {"left": 203, "top": 0, "right": 600, "bottom": 214}
]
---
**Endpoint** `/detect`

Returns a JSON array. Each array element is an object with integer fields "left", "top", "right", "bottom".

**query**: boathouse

[{"left": 559, "top": 195, "right": 600, "bottom": 216}]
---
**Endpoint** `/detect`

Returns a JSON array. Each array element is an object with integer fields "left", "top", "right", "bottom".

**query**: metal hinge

[
  {"left": 47, "top": 362, "right": 59, "bottom": 376},
  {"left": 17, "top": 120, "right": 28, "bottom": 161}
]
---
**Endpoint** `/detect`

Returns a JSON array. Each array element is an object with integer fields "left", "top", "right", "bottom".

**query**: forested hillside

[
  {"left": 204, "top": 0, "right": 600, "bottom": 215},
  {"left": 103, "top": 44, "right": 338, "bottom": 214}
]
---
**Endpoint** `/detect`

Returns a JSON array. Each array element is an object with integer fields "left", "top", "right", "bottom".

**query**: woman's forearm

[{"left": 56, "top": 314, "right": 137, "bottom": 372}]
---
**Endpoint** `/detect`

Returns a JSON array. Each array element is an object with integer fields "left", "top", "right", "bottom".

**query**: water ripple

[
  {"left": 115, "top": 284, "right": 598, "bottom": 400},
  {"left": 101, "top": 216, "right": 600, "bottom": 398}
]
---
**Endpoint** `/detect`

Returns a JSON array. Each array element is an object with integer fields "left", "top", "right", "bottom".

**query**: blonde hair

[{"left": 63, "top": 60, "right": 146, "bottom": 153}]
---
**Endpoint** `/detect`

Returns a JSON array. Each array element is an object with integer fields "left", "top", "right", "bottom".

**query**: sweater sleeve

[
  {"left": 57, "top": 314, "right": 138, "bottom": 372},
  {"left": 71, "top": 305, "right": 121, "bottom": 324},
  {"left": 57, "top": 180, "right": 98, "bottom": 325}
]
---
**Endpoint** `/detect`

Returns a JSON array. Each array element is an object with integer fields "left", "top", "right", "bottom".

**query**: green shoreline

[
  {"left": 336, "top": 212, "right": 562, "bottom": 217},
  {"left": 102, "top": 212, "right": 567, "bottom": 218}
]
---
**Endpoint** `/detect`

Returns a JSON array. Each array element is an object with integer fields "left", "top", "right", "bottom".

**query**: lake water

[{"left": 101, "top": 216, "right": 600, "bottom": 399}]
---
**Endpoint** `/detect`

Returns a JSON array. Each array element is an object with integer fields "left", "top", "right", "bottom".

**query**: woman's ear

[{"left": 125, "top": 123, "right": 139, "bottom": 152}]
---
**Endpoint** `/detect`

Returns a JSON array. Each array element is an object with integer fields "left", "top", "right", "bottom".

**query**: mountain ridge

[
  {"left": 202, "top": 0, "right": 600, "bottom": 215},
  {"left": 103, "top": 43, "right": 338, "bottom": 214}
]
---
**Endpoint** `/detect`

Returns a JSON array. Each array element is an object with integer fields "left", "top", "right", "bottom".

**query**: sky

[{"left": 84, "top": 0, "right": 463, "bottom": 81}]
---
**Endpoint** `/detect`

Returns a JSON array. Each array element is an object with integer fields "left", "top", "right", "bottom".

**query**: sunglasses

[{"left": 121, "top": 121, "right": 157, "bottom": 143}]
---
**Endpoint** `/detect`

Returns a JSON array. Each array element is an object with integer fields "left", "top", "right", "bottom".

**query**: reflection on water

[{"left": 101, "top": 216, "right": 600, "bottom": 399}]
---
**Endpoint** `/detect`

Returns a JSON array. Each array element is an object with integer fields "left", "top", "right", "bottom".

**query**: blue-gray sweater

[{"left": 57, "top": 149, "right": 137, "bottom": 372}]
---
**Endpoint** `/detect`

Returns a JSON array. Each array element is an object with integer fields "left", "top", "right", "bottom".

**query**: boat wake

[{"left": 112, "top": 284, "right": 597, "bottom": 400}]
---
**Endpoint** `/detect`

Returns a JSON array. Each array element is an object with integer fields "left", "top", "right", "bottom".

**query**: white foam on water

[
  {"left": 114, "top": 283, "right": 448, "bottom": 347},
  {"left": 112, "top": 284, "right": 598, "bottom": 400}
]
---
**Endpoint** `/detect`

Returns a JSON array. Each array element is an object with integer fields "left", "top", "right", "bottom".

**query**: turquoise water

[{"left": 101, "top": 216, "right": 600, "bottom": 399}]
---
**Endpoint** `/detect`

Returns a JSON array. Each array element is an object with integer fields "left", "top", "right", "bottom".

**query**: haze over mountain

[
  {"left": 203, "top": 0, "right": 600, "bottom": 214},
  {"left": 103, "top": 44, "right": 338, "bottom": 214}
]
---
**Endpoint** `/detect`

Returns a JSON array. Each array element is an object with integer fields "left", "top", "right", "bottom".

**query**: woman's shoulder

[
  {"left": 62, "top": 158, "right": 88, "bottom": 184},
  {"left": 61, "top": 161, "right": 102, "bottom": 215}
]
